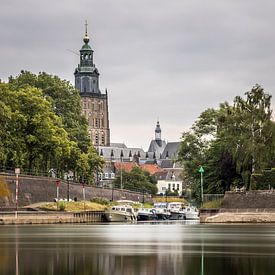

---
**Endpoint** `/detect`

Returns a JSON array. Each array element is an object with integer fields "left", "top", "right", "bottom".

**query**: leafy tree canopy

[{"left": 178, "top": 85, "right": 275, "bottom": 200}]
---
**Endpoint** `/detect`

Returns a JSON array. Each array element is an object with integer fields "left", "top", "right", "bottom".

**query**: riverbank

[
  {"left": 201, "top": 210, "right": 275, "bottom": 223},
  {"left": 200, "top": 190, "right": 275, "bottom": 223},
  {"left": 0, "top": 211, "right": 105, "bottom": 225}
]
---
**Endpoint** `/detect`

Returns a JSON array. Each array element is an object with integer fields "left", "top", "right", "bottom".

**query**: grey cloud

[{"left": 0, "top": 0, "right": 274, "bottom": 148}]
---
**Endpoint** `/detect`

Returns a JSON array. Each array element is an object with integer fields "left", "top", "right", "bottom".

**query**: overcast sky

[{"left": 1, "top": 0, "right": 274, "bottom": 149}]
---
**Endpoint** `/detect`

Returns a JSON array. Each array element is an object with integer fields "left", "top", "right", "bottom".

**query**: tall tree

[{"left": 178, "top": 85, "right": 274, "bottom": 199}]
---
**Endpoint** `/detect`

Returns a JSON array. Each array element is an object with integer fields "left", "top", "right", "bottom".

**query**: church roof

[
  {"left": 98, "top": 145, "right": 146, "bottom": 161},
  {"left": 161, "top": 142, "right": 180, "bottom": 159},
  {"left": 147, "top": 140, "right": 166, "bottom": 156},
  {"left": 110, "top": 143, "right": 127, "bottom": 148},
  {"left": 81, "top": 43, "right": 92, "bottom": 50}
]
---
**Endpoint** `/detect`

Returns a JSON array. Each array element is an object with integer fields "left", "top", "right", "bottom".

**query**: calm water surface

[{"left": 0, "top": 221, "right": 275, "bottom": 275}]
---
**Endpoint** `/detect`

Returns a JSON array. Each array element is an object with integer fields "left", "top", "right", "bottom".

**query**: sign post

[
  {"left": 198, "top": 166, "right": 204, "bottom": 206},
  {"left": 56, "top": 180, "right": 60, "bottom": 210},
  {"left": 82, "top": 183, "right": 86, "bottom": 211},
  {"left": 15, "top": 168, "right": 20, "bottom": 219}
]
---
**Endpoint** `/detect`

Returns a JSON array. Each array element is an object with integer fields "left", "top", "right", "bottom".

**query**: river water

[{"left": 0, "top": 221, "right": 275, "bottom": 275}]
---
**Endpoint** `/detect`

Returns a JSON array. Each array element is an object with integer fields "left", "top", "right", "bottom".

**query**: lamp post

[
  {"left": 120, "top": 150, "right": 124, "bottom": 189},
  {"left": 56, "top": 180, "right": 60, "bottom": 210},
  {"left": 82, "top": 182, "right": 86, "bottom": 211},
  {"left": 67, "top": 174, "right": 71, "bottom": 202},
  {"left": 15, "top": 168, "right": 20, "bottom": 219},
  {"left": 199, "top": 166, "right": 204, "bottom": 206},
  {"left": 111, "top": 182, "right": 114, "bottom": 201}
]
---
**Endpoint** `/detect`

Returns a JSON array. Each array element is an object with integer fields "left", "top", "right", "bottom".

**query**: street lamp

[
  {"left": 67, "top": 174, "right": 71, "bottom": 202},
  {"left": 15, "top": 168, "right": 20, "bottom": 219},
  {"left": 199, "top": 166, "right": 204, "bottom": 206},
  {"left": 120, "top": 149, "right": 124, "bottom": 189}
]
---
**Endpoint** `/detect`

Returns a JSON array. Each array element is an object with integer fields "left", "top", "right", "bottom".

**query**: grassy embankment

[
  {"left": 39, "top": 197, "right": 188, "bottom": 212},
  {"left": 201, "top": 199, "right": 223, "bottom": 209}
]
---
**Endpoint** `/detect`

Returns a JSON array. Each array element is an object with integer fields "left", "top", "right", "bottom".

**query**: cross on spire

[{"left": 85, "top": 20, "right": 88, "bottom": 35}]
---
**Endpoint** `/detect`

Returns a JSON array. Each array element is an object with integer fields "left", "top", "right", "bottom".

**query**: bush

[
  {"left": 58, "top": 201, "right": 66, "bottom": 211},
  {"left": 0, "top": 176, "right": 10, "bottom": 199}
]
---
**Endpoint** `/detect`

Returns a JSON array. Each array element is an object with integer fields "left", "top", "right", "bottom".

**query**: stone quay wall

[
  {"left": 201, "top": 190, "right": 275, "bottom": 223},
  {"left": 0, "top": 211, "right": 105, "bottom": 225},
  {"left": 0, "top": 173, "right": 151, "bottom": 208}
]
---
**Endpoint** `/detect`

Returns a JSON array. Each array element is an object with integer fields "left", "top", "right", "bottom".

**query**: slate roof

[
  {"left": 110, "top": 143, "right": 127, "bottom": 148},
  {"left": 161, "top": 142, "right": 181, "bottom": 159},
  {"left": 98, "top": 146, "right": 146, "bottom": 161},
  {"left": 155, "top": 169, "right": 182, "bottom": 181},
  {"left": 147, "top": 140, "right": 166, "bottom": 158}
]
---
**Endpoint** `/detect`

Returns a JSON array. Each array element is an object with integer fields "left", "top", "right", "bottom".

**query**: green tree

[
  {"left": 9, "top": 71, "right": 90, "bottom": 152},
  {"left": 178, "top": 85, "right": 275, "bottom": 200},
  {"left": 113, "top": 166, "right": 157, "bottom": 195}
]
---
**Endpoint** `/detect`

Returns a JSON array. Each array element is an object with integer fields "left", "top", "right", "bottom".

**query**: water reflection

[{"left": 0, "top": 222, "right": 275, "bottom": 274}]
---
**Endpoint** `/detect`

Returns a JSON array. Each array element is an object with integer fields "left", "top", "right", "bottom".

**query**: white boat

[
  {"left": 167, "top": 202, "right": 185, "bottom": 220},
  {"left": 105, "top": 205, "right": 137, "bottom": 222},
  {"left": 153, "top": 203, "right": 171, "bottom": 220},
  {"left": 183, "top": 205, "right": 199, "bottom": 220},
  {"left": 137, "top": 208, "right": 157, "bottom": 221}
]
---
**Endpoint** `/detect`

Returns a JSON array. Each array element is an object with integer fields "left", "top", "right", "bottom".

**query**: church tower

[{"left": 74, "top": 23, "right": 110, "bottom": 146}]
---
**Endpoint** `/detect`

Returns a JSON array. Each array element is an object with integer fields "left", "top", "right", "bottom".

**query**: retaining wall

[{"left": 0, "top": 173, "right": 151, "bottom": 207}]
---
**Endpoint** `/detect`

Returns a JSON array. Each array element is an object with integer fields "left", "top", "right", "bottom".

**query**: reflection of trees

[{"left": 1, "top": 225, "right": 275, "bottom": 275}]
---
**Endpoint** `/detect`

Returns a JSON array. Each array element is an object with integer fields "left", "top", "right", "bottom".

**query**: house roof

[
  {"left": 140, "top": 164, "right": 163, "bottom": 175},
  {"left": 114, "top": 162, "right": 137, "bottom": 172}
]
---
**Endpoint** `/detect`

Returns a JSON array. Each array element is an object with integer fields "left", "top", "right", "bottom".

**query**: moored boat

[
  {"left": 183, "top": 205, "right": 199, "bottom": 220},
  {"left": 153, "top": 202, "right": 171, "bottom": 220},
  {"left": 105, "top": 205, "right": 137, "bottom": 222},
  {"left": 167, "top": 202, "right": 186, "bottom": 220},
  {"left": 137, "top": 208, "right": 157, "bottom": 221}
]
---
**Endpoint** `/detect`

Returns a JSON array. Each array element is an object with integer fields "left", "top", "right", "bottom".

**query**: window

[
  {"left": 162, "top": 187, "right": 166, "bottom": 191},
  {"left": 104, "top": 173, "right": 109, "bottom": 179},
  {"left": 177, "top": 184, "right": 179, "bottom": 190},
  {"left": 95, "top": 134, "right": 99, "bottom": 145},
  {"left": 95, "top": 119, "right": 99, "bottom": 128},
  {"left": 168, "top": 183, "right": 171, "bottom": 190},
  {"left": 101, "top": 135, "right": 105, "bottom": 145}
]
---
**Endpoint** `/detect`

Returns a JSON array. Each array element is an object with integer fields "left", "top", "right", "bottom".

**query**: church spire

[
  {"left": 83, "top": 20, "right": 90, "bottom": 44},
  {"left": 155, "top": 121, "right": 161, "bottom": 141}
]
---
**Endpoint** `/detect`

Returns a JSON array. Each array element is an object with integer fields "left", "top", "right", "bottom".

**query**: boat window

[
  {"left": 126, "top": 208, "right": 132, "bottom": 213},
  {"left": 121, "top": 208, "right": 125, "bottom": 211},
  {"left": 112, "top": 207, "right": 115, "bottom": 210}
]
